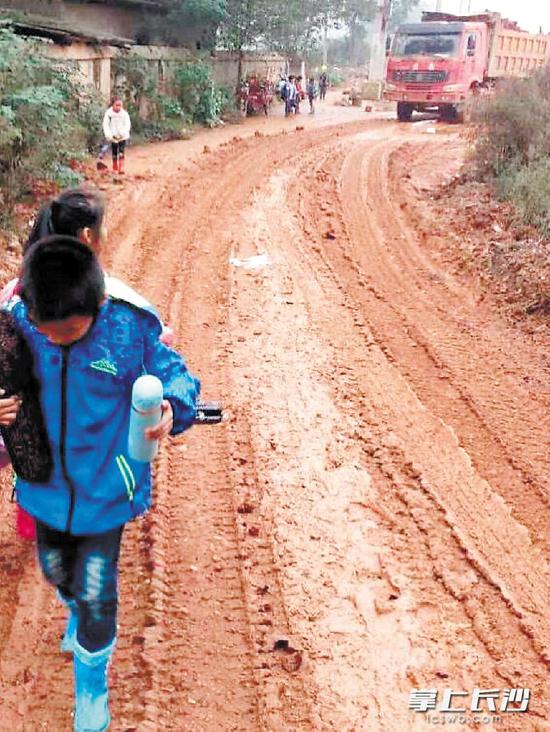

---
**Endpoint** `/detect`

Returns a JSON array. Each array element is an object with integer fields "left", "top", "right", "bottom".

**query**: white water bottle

[{"left": 128, "top": 375, "right": 163, "bottom": 462}]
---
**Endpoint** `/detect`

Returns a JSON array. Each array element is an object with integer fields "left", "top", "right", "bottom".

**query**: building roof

[
  {"left": 0, "top": 13, "right": 134, "bottom": 47},
  {"left": 77, "top": 0, "right": 162, "bottom": 7}
]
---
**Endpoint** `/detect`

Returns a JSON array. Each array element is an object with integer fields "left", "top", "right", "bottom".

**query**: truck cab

[{"left": 384, "top": 21, "right": 488, "bottom": 121}]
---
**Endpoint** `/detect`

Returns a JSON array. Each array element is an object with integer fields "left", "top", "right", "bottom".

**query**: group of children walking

[
  {"left": 279, "top": 71, "right": 329, "bottom": 116},
  {"left": 0, "top": 185, "right": 199, "bottom": 731}
]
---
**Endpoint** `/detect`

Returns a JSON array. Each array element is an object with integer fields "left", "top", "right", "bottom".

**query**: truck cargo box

[{"left": 422, "top": 11, "right": 550, "bottom": 80}]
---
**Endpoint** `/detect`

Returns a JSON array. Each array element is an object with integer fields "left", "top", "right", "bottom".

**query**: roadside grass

[{"left": 470, "top": 67, "right": 550, "bottom": 238}]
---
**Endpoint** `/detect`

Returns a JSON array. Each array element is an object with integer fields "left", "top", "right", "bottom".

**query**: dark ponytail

[
  {"left": 24, "top": 188, "right": 105, "bottom": 253},
  {"left": 25, "top": 205, "right": 54, "bottom": 250}
]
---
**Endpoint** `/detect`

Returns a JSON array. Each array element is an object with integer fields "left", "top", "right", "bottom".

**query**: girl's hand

[
  {"left": 145, "top": 400, "right": 173, "bottom": 441},
  {"left": 0, "top": 389, "right": 21, "bottom": 427}
]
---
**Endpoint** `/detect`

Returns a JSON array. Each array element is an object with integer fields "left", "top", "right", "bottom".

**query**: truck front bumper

[{"left": 384, "top": 90, "right": 465, "bottom": 104}]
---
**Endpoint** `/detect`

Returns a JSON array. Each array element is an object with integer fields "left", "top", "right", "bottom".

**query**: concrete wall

[
  {"left": 41, "top": 41, "right": 286, "bottom": 109},
  {"left": 45, "top": 40, "right": 113, "bottom": 98},
  {"left": 209, "top": 52, "right": 286, "bottom": 88},
  {"left": 115, "top": 48, "right": 286, "bottom": 93},
  {"left": 120, "top": 48, "right": 286, "bottom": 90}
]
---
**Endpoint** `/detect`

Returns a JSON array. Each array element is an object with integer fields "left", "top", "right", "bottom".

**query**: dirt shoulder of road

[{"left": 391, "top": 137, "right": 550, "bottom": 343}]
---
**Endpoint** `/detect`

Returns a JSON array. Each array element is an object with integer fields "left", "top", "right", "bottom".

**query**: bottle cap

[{"left": 132, "top": 375, "right": 163, "bottom": 412}]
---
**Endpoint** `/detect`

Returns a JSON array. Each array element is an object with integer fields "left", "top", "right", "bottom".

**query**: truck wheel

[
  {"left": 440, "top": 105, "right": 456, "bottom": 122},
  {"left": 397, "top": 102, "right": 413, "bottom": 122},
  {"left": 455, "top": 103, "right": 471, "bottom": 124}
]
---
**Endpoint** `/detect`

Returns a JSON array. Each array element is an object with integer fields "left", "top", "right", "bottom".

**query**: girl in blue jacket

[{"left": 1, "top": 235, "right": 200, "bottom": 732}]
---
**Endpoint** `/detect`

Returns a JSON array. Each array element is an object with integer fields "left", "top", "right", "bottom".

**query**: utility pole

[{"left": 368, "top": 0, "right": 392, "bottom": 82}]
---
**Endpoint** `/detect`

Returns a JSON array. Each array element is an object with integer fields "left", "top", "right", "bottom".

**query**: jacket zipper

[{"left": 60, "top": 346, "right": 77, "bottom": 533}]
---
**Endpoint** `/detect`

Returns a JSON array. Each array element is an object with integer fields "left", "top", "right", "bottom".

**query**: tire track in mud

[
  {"left": 98, "top": 127, "right": 365, "bottom": 729},
  {"left": 290, "top": 133, "right": 550, "bottom": 556},
  {"left": 223, "top": 132, "right": 549, "bottom": 728},
  {"left": 0, "top": 120, "right": 370, "bottom": 731},
  {"left": 105, "top": 151, "right": 269, "bottom": 730},
  {"left": 1, "top": 116, "right": 548, "bottom": 730},
  {"left": 307, "top": 133, "right": 550, "bottom": 635},
  {"left": 289, "top": 137, "right": 550, "bottom": 718}
]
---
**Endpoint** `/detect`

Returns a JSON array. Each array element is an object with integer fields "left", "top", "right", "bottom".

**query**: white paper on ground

[{"left": 229, "top": 253, "right": 272, "bottom": 269}]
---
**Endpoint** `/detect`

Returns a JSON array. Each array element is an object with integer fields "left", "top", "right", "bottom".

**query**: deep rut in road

[{"left": 0, "top": 113, "right": 548, "bottom": 731}]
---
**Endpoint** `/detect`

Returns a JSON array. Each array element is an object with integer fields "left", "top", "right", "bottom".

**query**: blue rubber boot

[
  {"left": 73, "top": 638, "right": 115, "bottom": 732},
  {"left": 58, "top": 592, "right": 78, "bottom": 653}
]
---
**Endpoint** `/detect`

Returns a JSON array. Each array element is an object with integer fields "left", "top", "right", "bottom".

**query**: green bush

[
  {"left": 75, "top": 84, "right": 106, "bottom": 154},
  {"left": 0, "top": 28, "right": 103, "bottom": 219},
  {"left": 159, "top": 96, "right": 185, "bottom": 118},
  {"left": 173, "top": 62, "right": 232, "bottom": 125},
  {"left": 113, "top": 56, "right": 231, "bottom": 131},
  {"left": 328, "top": 69, "right": 345, "bottom": 87},
  {"left": 471, "top": 66, "right": 550, "bottom": 237},
  {"left": 135, "top": 118, "right": 191, "bottom": 142},
  {"left": 498, "top": 158, "right": 550, "bottom": 238},
  {"left": 471, "top": 75, "right": 550, "bottom": 176}
]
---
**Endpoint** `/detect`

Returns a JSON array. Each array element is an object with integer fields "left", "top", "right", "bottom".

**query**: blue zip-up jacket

[{"left": 7, "top": 295, "right": 200, "bottom": 536}]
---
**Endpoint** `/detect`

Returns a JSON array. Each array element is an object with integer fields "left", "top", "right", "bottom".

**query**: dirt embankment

[
  {"left": 0, "top": 105, "right": 548, "bottom": 731},
  {"left": 391, "top": 138, "right": 550, "bottom": 340}
]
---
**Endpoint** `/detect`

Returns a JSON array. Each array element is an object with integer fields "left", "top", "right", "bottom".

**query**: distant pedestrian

[
  {"left": 295, "top": 76, "right": 304, "bottom": 114},
  {"left": 277, "top": 75, "right": 287, "bottom": 100},
  {"left": 319, "top": 71, "right": 329, "bottom": 101},
  {"left": 283, "top": 75, "right": 297, "bottom": 117},
  {"left": 102, "top": 98, "right": 131, "bottom": 180},
  {"left": 306, "top": 77, "right": 318, "bottom": 114}
]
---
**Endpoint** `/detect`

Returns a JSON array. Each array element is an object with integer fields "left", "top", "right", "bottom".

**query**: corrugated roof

[
  {"left": 0, "top": 13, "right": 134, "bottom": 47},
  {"left": 76, "top": 0, "right": 162, "bottom": 7}
]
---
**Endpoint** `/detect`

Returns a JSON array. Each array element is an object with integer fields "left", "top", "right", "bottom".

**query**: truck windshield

[{"left": 392, "top": 33, "right": 460, "bottom": 58}]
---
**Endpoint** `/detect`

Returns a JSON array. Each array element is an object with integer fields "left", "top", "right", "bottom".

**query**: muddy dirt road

[{"left": 0, "top": 100, "right": 548, "bottom": 731}]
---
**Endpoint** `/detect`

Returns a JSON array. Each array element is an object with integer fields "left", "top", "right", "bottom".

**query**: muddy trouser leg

[
  {"left": 36, "top": 521, "right": 77, "bottom": 621},
  {"left": 36, "top": 526, "right": 78, "bottom": 651},
  {"left": 111, "top": 141, "right": 120, "bottom": 171},
  {"left": 73, "top": 526, "right": 123, "bottom": 651},
  {"left": 37, "top": 522, "right": 123, "bottom": 731},
  {"left": 72, "top": 527, "right": 123, "bottom": 731},
  {"left": 117, "top": 140, "right": 126, "bottom": 174},
  {"left": 97, "top": 142, "right": 109, "bottom": 160},
  {"left": 36, "top": 522, "right": 123, "bottom": 652}
]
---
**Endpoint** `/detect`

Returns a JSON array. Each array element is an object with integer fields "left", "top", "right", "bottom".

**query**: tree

[
  {"left": 218, "top": 0, "right": 273, "bottom": 86},
  {"left": 263, "top": 0, "right": 327, "bottom": 57},
  {"left": 341, "top": 0, "right": 376, "bottom": 66},
  {"left": 389, "top": 0, "right": 420, "bottom": 30},
  {"left": 0, "top": 28, "right": 102, "bottom": 219},
  {"left": 137, "top": 0, "right": 225, "bottom": 47}
]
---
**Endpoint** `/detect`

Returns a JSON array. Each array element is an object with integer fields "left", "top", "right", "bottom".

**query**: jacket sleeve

[
  {"left": 122, "top": 110, "right": 131, "bottom": 140},
  {"left": 142, "top": 325, "right": 201, "bottom": 435},
  {"left": 103, "top": 109, "right": 112, "bottom": 141}
]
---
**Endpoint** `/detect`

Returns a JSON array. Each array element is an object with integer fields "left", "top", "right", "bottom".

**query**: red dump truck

[{"left": 384, "top": 11, "right": 550, "bottom": 121}]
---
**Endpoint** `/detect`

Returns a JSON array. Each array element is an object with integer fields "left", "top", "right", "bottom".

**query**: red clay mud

[{"left": 0, "top": 102, "right": 548, "bottom": 731}]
